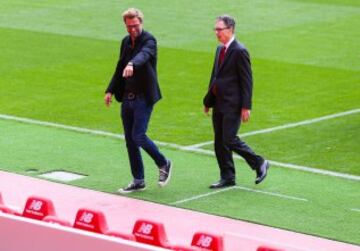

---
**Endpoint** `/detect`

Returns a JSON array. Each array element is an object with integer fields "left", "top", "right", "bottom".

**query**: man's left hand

[{"left": 241, "top": 108, "right": 251, "bottom": 122}]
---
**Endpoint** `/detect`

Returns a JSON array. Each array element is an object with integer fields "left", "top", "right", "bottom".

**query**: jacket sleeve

[
  {"left": 130, "top": 36, "right": 156, "bottom": 67},
  {"left": 106, "top": 60, "right": 121, "bottom": 94},
  {"left": 236, "top": 48, "right": 253, "bottom": 109},
  {"left": 203, "top": 48, "right": 219, "bottom": 107}
]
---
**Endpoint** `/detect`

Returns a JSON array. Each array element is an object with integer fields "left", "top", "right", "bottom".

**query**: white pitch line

[
  {"left": 186, "top": 108, "right": 360, "bottom": 149},
  {"left": 0, "top": 114, "right": 187, "bottom": 149},
  {"left": 268, "top": 160, "right": 360, "bottom": 181},
  {"left": 1, "top": 113, "right": 359, "bottom": 181},
  {"left": 176, "top": 147, "right": 360, "bottom": 181},
  {"left": 0, "top": 114, "right": 125, "bottom": 139},
  {"left": 170, "top": 186, "right": 236, "bottom": 205},
  {"left": 171, "top": 185, "right": 307, "bottom": 205},
  {"left": 350, "top": 208, "right": 360, "bottom": 213},
  {"left": 235, "top": 186, "right": 308, "bottom": 202}
]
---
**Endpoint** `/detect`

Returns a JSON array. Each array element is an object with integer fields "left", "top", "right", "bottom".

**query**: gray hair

[{"left": 216, "top": 15, "right": 235, "bottom": 31}]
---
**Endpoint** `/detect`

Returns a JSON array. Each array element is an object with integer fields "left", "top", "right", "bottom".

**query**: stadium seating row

[{"left": 0, "top": 192, "right": 283, "bottom": 251}]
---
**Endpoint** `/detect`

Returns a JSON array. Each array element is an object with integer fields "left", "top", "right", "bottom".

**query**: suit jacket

[
  {"left": 203, "top": 39, "right": 253, "bottom": 112},
  {"left": 105, "top": 31, "right": 161, "bottom": 105}
]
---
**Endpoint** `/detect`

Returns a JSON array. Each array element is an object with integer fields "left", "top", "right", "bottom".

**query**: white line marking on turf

[
  {"left": 0, "top": 114, "right": 185, "bottom": 149},
  {"left": 1, "top": 113, "right": 359, "bottom": 181},
  {"left": 170, "top": 187, "right": 236, "bottom": 205},
  {"left": 186, "top": 108, "right": 360, "bottom": 149},
  {"left": 235, "top": 186, "right": 308, "bottom": 202},
  {"left": 178, "top": 147, "right": 360, "bottom": 181},
  {"left": 171, "top": 186, "right": 307, "bottom": 205},
  {"left": 0, "top": 114, "right": 125, "bottom": 139},
  {"left": 268, "top": 160, "right": 360, "bottom": 181},
  {"left": 350, "top": 208, "right": 360, "bottom": 213}
]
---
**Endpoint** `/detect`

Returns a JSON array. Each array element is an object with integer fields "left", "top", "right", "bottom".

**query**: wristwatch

[{"left": 127, "top": 62, "right": 133, "bottom": 66}]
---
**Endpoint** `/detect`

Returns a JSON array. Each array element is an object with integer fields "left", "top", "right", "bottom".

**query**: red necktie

[
  {"left": 218, "top": 46, "right": 226, "bottom": 67},
  {"left": 212, "top": 46, "right": 226, "bottom": 96}
]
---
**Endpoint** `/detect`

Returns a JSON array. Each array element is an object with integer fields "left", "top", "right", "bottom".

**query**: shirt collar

[{"left": 223, "top": 36, "right": 235, "bottom": 50}]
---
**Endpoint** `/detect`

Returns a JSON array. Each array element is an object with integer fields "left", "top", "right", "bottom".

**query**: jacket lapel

[
  {"left": 216, "top": 40, "right": 237, "bottom": 74},
  {"left": 214, "top": 46, "right": 222, "bottom": 73}
]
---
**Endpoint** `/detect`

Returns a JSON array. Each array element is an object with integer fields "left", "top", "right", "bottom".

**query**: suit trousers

[
  {"left": 121, "top": 95, "right": 167, "bottom": 181},
  {"left": 212, "top": 108, "right": 264, "bottom": 181}
]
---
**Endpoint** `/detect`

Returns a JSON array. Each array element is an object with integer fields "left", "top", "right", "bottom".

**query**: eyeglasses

[
  {"left": 213, "top": 27, "right": 230, "bottom": 32},
  {"left": 126, "top": 24, "right": 141, "bottom": 29}
]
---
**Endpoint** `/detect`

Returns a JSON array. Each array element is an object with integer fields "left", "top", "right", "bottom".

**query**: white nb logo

[
  {"left": 79, "top": 212, "right": 94, "bottom": 223},
  {"left": 29, "top": 200, "right": 43, "bottom": 211},
  {"left": 196, "top": 235, "right": 213, "bottom": 247},
  {"left": 138, "top": 223, "right": 153, "bottom": 235}
]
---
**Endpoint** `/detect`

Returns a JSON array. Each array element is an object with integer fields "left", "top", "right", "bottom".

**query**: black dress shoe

[
  {"left": 255, "top": 160, "right": 270, "bottom": 184},
  {"left": 209, "top": 179, "right": 236, "bottom": 189}
]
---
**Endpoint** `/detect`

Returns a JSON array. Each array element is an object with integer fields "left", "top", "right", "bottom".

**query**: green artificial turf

[
  {"left": 204, "top": 112, "right": 360, "bottom": 175},
  {"left": 0, "top": 119, "right": 359, "bottom": 244},
  {"left": 0, "top": 0, "right": 359, "bottom": 245}
]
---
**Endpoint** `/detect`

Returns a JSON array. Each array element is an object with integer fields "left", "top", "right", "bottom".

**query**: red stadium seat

[
  {"left": 43, "top": 215, "right": 72, "bottom": 227},
  {"left": 22, "top": 196, "right": 56, "bottom": 220},
  {"left": 191, "top": 232, "right": 224, "bottom": 251},
  {"left": 73, "top": 208, "right": 108, "bottom": 234},
  {"left": 132, "top": 219, "right": 172, "bottom": 248},
  {"left": 257, "top": 246, "right": 284, "bottom": 251},
  {"left": 105, "top": 230, "right": 136, "bottom": 241}
]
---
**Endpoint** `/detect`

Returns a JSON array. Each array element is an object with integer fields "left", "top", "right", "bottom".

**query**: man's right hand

[
  {"left": 104, "top": 93, "right": 113, "bottom": 107},
  {"left": 122, "top": 64, "right": 134, "bottom": 78}
]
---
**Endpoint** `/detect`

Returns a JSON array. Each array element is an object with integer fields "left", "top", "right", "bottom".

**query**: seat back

[
  {"left": 73, "top": 208, "right": 108, "bottom": 234},
  {"left": 132, "top": 219, "right": 170, "bottom": 248},
  {"left": 22, "top": 196, "right": 56, "bottom": 220},
  {"left": 191, "top": 232, "right": 224, "bottom": 251}
]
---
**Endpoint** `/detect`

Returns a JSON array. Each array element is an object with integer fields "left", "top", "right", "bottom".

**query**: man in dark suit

[
  {"left": 104, "top": 8, "right": 172, "bottom": 193},
  {"left": 203, "top": 15, "right": 269, "bottom": 189}
]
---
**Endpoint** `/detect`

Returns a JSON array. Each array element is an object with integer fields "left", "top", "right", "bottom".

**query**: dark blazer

[
  {"left": 106, "top": 31, "right": 161, "bottom": 105},
  {"left": 203, "top": 39, "right": 253, "bottom": 112}
]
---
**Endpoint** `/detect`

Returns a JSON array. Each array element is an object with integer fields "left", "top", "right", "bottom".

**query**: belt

[{"left": 124, "top": 92, "right": 143, "bottom": 100}]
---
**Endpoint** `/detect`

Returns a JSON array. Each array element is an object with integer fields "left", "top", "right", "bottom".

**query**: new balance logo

[
  {"left": 79, "top": 212, "right": 94, "bottom": 224},
  {"left": 29, "top": 200, "right": 43, "bottom": 211},
  {"left": 196, "top": 235, "right": 213, "bottom": 247},
  {"left": 137, "top": 223, "right": 153, "bottom": 235}
]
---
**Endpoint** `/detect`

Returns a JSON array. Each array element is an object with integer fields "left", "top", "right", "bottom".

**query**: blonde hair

[{"left": 122, "top": 8, "right": 144, "bottom": 23}]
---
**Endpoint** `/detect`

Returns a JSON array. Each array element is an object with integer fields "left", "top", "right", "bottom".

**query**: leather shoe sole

[{"left": 255, "top": 160, "right": 270, "bottom": 185}]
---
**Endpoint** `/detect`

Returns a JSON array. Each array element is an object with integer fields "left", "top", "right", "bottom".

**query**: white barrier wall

[{"left": 0, "top": 213, "right": 169, "bottom": 251}]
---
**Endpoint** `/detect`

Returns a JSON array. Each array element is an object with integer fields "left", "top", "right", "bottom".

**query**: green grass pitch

[{"left": 0, "top": 0, "right": 359, "bottom": 245}]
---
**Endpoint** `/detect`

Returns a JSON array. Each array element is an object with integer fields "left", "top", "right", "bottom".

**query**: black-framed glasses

[
  {"left": 213, "top": 27, "right": 230, "bottom": 32},
  {"left": 126, "top": 24, "right": 141, "bottom": 29}
]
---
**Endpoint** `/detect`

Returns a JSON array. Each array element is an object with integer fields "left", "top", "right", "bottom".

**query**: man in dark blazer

[
  {"left": 203, "top": 15, "right": 269, "bottom": 189},
  {"left": 104, "top": 8, "right": 172, "bottom": 193}
]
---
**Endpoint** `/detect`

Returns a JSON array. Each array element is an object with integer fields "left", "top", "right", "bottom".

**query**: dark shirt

[{"left": 123, "top": 42, "right": 143, "bottom": 94}]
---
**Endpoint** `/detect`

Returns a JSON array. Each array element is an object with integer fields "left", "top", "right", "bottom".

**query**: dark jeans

[
  {"left": 121, "top": 95, "right": 167, "bottom": 181},
  {"left": 212, "top": 108, "right": 264, "bottom": 181}
]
